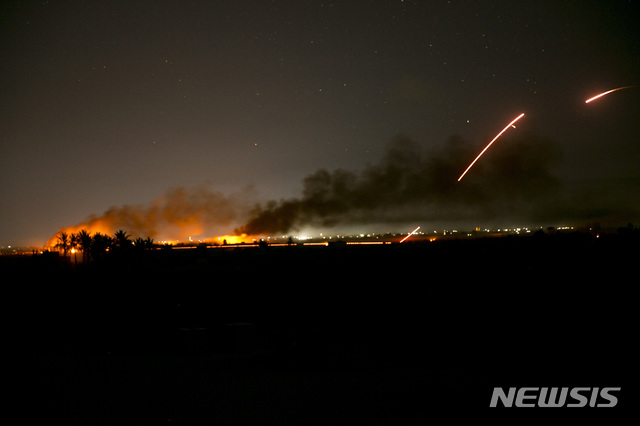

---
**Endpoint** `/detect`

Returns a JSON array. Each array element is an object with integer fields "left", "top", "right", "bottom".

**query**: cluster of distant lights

[
  {"left": 153, "top": 225, "right": 577, "bottom": 247},
  {"left": 0, "top": 225, "right": 592, "bottom": 253}
]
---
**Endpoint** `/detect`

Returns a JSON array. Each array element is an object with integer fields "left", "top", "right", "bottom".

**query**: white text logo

[{"left": 490, "top": 387, "right": 620, "bottom": 407}]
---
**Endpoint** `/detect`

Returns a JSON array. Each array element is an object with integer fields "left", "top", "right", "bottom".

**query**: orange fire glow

[
  {"left": 46, "top": 221, "right": 116, "bottom": 248},
  {"left": 45, "top": 185, "right": 255, "bottom": 249},
  {"left": 211, "top": 234, "right": 256, "bottom": 245}
]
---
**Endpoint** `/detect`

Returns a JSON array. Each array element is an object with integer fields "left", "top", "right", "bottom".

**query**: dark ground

[{"left": 5, "top": 230, "right": 638, "bottom": 424}]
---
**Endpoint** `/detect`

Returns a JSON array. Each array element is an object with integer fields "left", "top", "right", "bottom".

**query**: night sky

[{"left": 2, "top": 0, "right": 639, "bottom": 247}]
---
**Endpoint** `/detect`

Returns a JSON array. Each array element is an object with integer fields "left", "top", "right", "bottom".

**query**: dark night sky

[{"left": 2, "top": 0, "right": 639, "bottom": 247}]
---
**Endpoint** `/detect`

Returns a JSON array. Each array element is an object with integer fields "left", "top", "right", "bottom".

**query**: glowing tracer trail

[
  {"left": 457, "top": 113, "right": 525, "bottom": 182},
  {"left": 585, "top": 86, "right": 635, "bottom": 103},
  {"left": 400, "top": 226, "right": 421, "bottom": 243}
]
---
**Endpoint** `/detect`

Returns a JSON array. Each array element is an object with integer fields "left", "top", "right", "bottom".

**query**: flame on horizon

[
  {"left": 46, "top": 185, "right": 256, "bottom": 248},
  {"left": 47, "top": 132, "right": 567, "bottom": 249},
  {"left": 210, "top": 234, "right": 255, "bottom": 245}
]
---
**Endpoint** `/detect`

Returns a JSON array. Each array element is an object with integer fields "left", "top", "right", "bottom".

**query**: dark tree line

[{"left": 53, "top": 229, "right": 154, "bottom": 263}]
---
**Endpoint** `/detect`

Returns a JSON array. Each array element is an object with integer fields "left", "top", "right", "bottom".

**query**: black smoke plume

[{"left": 235, "top": 132, "right": 563, "bottom": 236}]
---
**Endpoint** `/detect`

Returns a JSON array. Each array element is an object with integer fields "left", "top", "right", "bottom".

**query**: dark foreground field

[{"left": 5, "top": 231, "right": 638, "bottom": 423}]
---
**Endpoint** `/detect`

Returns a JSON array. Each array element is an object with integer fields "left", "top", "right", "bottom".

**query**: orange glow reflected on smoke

[
  {"left": 44, "top": 185, "right": 255, "bottom": 249},
  {"left": 46, "top": 221, "right": 115, "bottom": 248}
]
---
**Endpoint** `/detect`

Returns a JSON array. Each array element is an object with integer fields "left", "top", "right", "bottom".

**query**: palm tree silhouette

[
  {"left": 77, "top": 229, "right": 92, "bottom": 263},
  {"left": 113, "top": 229, "right": 132, "bottom": 251},
  {"left": 144, "top": 236, "right": 154, "bottom": 249},
  {"left": 54, "top": 232, "right": 70, "bottom": 258},
  {"left": 70, "top": 232, "right": 80, "bottom": 265},
  {"left": 91, "top": 232, "right": 112, "bottom": 261},
  {"left": 134, "top": 236, "right": 154, "bottom": 250}
]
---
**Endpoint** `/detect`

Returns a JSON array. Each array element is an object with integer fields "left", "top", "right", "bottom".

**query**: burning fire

[
  {"left": 47, "top": 225, "right": 257, "bottom": 249},
  {"left": 210, "top": 234, "right": 256, "bottom": 245},
  {"left": 46, "top": 221, "right": 116, "bottom": 248},
  {"left": 45, "top": 185, "right": 256, "bottom": 248}
]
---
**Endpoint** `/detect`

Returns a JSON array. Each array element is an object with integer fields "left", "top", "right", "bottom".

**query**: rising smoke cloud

[
  {"left": 51, "top": 130, "right": 638, "bottom": 246},
  {"left": 47, "top": 185, "right": 256, "bottom": 246},
  {"left": 235, "top": 132, "right": 564, "bottom": 236}
]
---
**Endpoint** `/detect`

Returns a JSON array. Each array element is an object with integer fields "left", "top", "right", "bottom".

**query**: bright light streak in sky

[
  {"left": 400, "top": 226, "right": 421, "bottom": 243},
  {"left": 585, "top": 86, "right": 635, "bottom": 103},
  {"left": 457, "top": 113, "right": 526, "bottom": 182}
]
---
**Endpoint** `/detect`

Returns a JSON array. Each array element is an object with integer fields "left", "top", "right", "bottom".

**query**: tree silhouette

[
  {"left": 113, "top": 229, "right": 132, "bottom": 252},
  {"left": 77, "top": 229, "right": 92, "bottom": 263},
  {"left": 134, "top": 236, "right": 154, "bottom": 250},
  {"left": 91, "top": 232, "right": 112, "bottom": 261},
  {"left": 69, "top": 232, "right": 80, "bottom": 265},
  {"left": 54, "top": 232, "right": 70, "bottom": 257}
]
